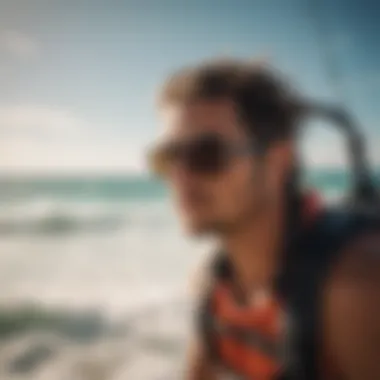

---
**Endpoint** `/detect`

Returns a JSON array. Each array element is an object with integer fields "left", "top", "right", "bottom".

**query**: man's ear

[{"left": 266, "top": 141, "right": 295, "bottom": 189}]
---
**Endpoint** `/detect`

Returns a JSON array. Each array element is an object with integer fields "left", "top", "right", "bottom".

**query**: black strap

[
  {"left": 199, "top": 208, "right": 380, "bottom": 380},
  {"left": 277, "top": 208, "right": 380, "bottom": 380},
  {"left": 198, "top": 291, "right": 219, "bottom": 363}
]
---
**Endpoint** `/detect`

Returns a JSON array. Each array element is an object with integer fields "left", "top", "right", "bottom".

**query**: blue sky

[{"left": 0, "top": 0, "right": 379, "bottom": 174}]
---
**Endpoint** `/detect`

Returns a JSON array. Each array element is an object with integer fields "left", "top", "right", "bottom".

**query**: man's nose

[{"left": 170, "top": 161, "right": 196, "bottom": 186}]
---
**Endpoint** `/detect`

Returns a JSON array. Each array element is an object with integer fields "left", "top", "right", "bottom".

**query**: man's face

[{"left": 152, "top": 99, "right": 274, "bottom": 235}]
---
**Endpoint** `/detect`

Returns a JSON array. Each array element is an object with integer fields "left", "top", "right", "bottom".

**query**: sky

[{"left": 0, "top": 0, "right": 379, "bottom": 175}]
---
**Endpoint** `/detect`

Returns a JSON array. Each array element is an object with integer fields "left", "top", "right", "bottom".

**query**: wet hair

[{"left": 158, "top": 58, "right": 302, "bottom": 147}]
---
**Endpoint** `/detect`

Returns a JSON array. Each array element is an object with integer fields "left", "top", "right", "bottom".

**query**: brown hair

[{"left": 159, "top": 58, "right": 302, "bottom": 146}]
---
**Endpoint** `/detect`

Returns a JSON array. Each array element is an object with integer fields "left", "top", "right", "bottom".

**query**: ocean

[{"left": 0, "top": 171, "right": 377, "bottom": 379}]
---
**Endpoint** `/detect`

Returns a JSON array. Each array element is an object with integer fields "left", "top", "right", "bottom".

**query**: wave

[
  {"left": 0, "top": 304, "right": 130, "bottom": 376},
  {"left": 0, "top": 298, "right": 189, "bottom": 378},
  {"left": 0, "top": 186, "right": 345, "bottom": 237},
  {"left": 0, "top": 198, "right": 177, "bottom": 236},
  {"left": 0, "top": 200, "right": 127, "bottom": 236}
]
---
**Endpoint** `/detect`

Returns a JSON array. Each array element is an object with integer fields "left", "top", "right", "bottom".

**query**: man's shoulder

[
  {"left": 279, "top": 208, "right": 380, "bottom": 298},
  {"left": 334, "top": 227, "right": 380, "bottom": 280},
  {"left": 322, "top": 208, "right": 380, "bottom": 291},
  {"left": 322, "top": 222, "right": 380, "bottom": 379}
]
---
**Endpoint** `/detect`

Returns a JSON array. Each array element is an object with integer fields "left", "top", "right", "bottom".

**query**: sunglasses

[{"left": 148, "top": 133, "right": 258, "bottom": 178}]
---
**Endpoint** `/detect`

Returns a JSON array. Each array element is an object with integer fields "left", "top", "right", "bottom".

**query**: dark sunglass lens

[
  {"left": 149, "top": 136, "right": 231, "bottom": 177},
  {"left": 186, "top": 136, "right": 227, "bottom": 174}
]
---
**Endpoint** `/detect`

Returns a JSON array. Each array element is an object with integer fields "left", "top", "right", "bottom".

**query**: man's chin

[{"left": 181, "top": 219, "right": 220, "bottom": 237}]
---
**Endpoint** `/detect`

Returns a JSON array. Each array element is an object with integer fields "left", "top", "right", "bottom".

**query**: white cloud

[
  {"left": 301, "top": 126, "right": 380, "bottom": 169},
  {"left": 302, "top": 135, "right": 346, "bottom": 168},
  {"left": 0, "top": 105, "right": 146, "bottom": 175},
  {"left": 0, "top": 30, "right": 40, "bottom": 60},
  {"left": 0, "top": 104, "right": 377, "bottom": 176},
  {"left": 0, "top": 105, "right": 86, "bottom": 138}
]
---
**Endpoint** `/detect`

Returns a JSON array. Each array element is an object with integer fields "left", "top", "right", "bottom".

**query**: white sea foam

[
  {"left": 0, "top": 197, "right": 179, "bottom": 236},
  {"left": 0, "top": 196, "right": 207, "bottom": 379},
  {"left": 0, "top": 183, "right": 345, "bottom": 379}
]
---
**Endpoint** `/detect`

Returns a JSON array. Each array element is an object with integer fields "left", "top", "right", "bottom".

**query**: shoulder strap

[
  {"left": 197, "top": 208, "right": 380, "bottom": 379},
  {"left": 277, "top": 208, "right": 380, "bottom": 380},
  {"left": 197, "top": 254, "right": 230, "bottom": 363}
]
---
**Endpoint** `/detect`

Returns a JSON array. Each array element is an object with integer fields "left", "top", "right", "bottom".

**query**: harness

[
  {"left": 196, "top": 98, "right": 380, "bottom": 379},
  {"left": 198, "top": 208, "right": 380, "bottom": 380}
]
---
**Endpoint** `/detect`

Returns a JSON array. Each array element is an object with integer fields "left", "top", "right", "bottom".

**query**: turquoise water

[
  {"left": 0, "top": 175, "right": 166, "bottom": 202},
  {"left": 0, "top": 170, "right": 379, "bottom": 202},
  {"left": 0, "top": 170, "right": 378, "bottom": 236},
  {"left": 0, "top": 170, "right": 377, "bottom": 379}
]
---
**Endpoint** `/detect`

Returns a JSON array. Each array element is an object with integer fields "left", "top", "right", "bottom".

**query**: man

[{"left": 148, "top": 59, "right": 380, "bottom": 380}]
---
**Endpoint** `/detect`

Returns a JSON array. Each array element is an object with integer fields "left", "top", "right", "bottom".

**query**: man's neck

[{"left": 223, "top": 197, "right": 286, "bottom": 297}]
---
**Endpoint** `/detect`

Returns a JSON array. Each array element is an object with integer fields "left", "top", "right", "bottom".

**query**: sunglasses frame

[{"left": 148, "top": 134, "right": 265, "bottom": 178}]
